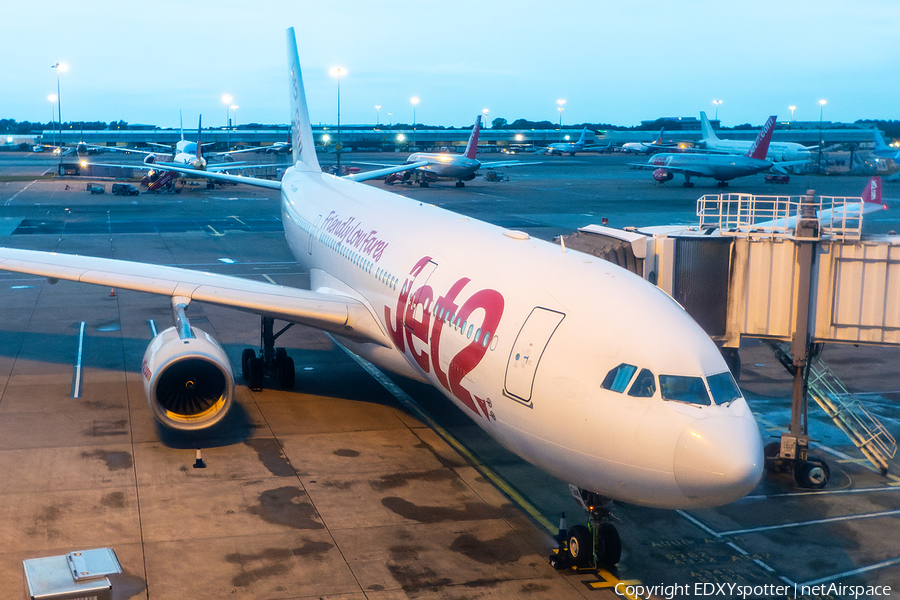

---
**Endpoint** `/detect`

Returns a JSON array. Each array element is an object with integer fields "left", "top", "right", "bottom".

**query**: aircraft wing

[
  {"left": 479, "top": 160, "right": 542, "bottom": 169},
  {"left": 115, "top": 161, "right": 283, "bottom": 188},
  {"left": 344, "top": 161, "right": 429, "bottom": 182},
  {"left": 769, "top": 160, "right": 812, "bottom": 174},
  {"left": 96, "top": 146, "right": 159, "bottom": 156},
  {"left": 0, "top": 247, "right": 389, "bottom": 346}
]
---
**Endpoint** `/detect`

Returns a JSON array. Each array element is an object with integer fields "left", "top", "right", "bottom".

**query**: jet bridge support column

[{"left": 768, "top": 191, "right": 831, "bottom": 488}]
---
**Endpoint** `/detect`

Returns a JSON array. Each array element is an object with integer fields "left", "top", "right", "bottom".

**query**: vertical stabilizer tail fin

[
  {"left": 654, "top": 128, "right": 665, "bottom": 145},
  {"left": 747, "top": 116, "right": 777, "bottom": 160},
  {"left": 287, "top": 27, "right": 320, "bottom": 172},
  {"left": 464, "top": 115, "right": 482, "bottom": 159},
  {"left": 862, "top": 176, "right": 883, "bottom": 205},
  {"left": 579, "top": 127, "right": 588, "bottom": 143},
  {"left": 700, "top": 111, "right": 718, "bottom": 142},
  {"left": 873, "top": 129, "right": 892, "bottom": 154},
  {"left": 196, "top": 115, "right": 203, "bottom": 159}
]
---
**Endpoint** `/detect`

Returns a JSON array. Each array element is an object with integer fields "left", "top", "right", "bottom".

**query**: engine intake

[{"left": 142, "top": 326, "right": 234, "bottom": 431}]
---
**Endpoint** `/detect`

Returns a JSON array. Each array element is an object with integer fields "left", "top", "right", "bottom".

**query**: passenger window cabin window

[
  {"left": 659, "top": 375, "right": 711, "bottom": 406},
  {"left": 627, "top": 369, "right": 656, "bottom": 398},
  {"left": 707, "top": 371, "right": 741, "bottom": 405},
  {"left": 602, "top": 363, "right": 637, "bottom": 393}
]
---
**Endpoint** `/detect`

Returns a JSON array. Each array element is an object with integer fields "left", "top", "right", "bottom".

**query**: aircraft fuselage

[{"left": 279, "top": 167, "right": 764, "bottom": 509}]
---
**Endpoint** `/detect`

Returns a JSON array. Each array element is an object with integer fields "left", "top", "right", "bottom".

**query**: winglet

[
  {"left": 861, "top": 176, "right": 883, "bottom": 206},
  {"left": 287, "top": 27, "right": 320, "bottom": 172},
  {"left": 747, "top": 116, "right": 777, "bottom": 160},
  {"left": 464, "top": 115, "right": 482, "bottom": 159}
]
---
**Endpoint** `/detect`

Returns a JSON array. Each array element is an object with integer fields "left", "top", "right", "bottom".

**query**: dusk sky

[{"left": 3, "top": 0, "right": 898, "bottom": 130}]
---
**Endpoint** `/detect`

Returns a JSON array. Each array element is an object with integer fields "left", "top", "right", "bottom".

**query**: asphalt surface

[{"left": 0, "top": 150, "right": 898, "bottom": 600}]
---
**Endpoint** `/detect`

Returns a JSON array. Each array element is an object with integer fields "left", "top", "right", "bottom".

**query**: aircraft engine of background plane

[{"left": 653, "top": 168, "right": 674, "bottom": 182}]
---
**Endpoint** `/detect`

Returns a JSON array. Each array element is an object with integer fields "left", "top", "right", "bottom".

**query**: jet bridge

[{"left": 566, "top": 189, "right": 899, "bottom": 485}]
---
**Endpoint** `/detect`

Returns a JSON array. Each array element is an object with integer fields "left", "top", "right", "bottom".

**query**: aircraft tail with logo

[
  {"left": 463, "top": 115, "right": 482, "bottom": 159},
  {"left": 746, "top": 116, "right": 777, "bottom": 160},
  {"left": 287, "top": 29, "right": 320, "bottom": 172}
]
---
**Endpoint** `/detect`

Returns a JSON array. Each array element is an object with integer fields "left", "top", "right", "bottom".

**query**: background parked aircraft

[
  {"left": 634, "top": 115, "right": 808, "bottom": 187},
  {"left": 619, "top": 128, "right": 681, "bottom": 154},
  {"left": 356, "top": 115, "right": 537, "bottom": 187},
  {"left": 535, "top": 127, "right": 591, "bottom": 155},
  {"left": 697, "top": 111, "right": 813, "bottom": 162}
]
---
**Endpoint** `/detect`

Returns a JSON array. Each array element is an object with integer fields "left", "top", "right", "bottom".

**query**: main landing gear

[
  {"left": 241, "top": 316, "right": 296, "bottom": 391},
  {"left": 550, "top": 486, "right": 622, "bottom": 570}
]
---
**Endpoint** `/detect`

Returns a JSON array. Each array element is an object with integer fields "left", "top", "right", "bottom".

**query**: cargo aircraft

[
  {"left": 356, "top": 115, "right": 534, "bottom": 188},
  {"left": 0, "top": 28, "right": 764, "bottom": 567}
]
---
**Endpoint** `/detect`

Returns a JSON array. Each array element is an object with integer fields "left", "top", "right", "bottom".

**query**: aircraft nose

[{"left": 673, "top": 412, "right": 764, "bottom": 507}]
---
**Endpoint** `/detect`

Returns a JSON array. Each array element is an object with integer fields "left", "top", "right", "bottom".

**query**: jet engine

[
  {"left": 144, "top": 154, "right": 157, "bottom": 165},
  {"left": 141, "top": 325, "right": 234, "bottom": 431},
  {"left": 652, "top": 168, "right": 674, "bottom": 183}
]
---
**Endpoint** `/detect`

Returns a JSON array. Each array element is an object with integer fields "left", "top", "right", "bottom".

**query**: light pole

[
  {"left": 221, "top": 94, "right": 233, "bottom": 126},
  {"left": 230, "top": 105, "right": 238, "bottom": 128},
  {"left": 51, "top": 62, "right": 66, "bottom": 160},
  {"left": 557, "top": 99, "right": 566, "bottom": 141},
  {"left": 789, "top": 105, "right": 796, "bottom": 125},
  {"left": 411, "top": 96, "right": 419, "bottom": 150},
  {"left": 817, "top": 99, "right": 827, "bottom": 174},
  {"left": 47, "top": 94, "right": 57, "bottom": 151},
  {"left": 482, "top": 108, "right": 489, "bottom": 128},
  {"left": 387, "top": 113, "right": 393, "bottom": 127},
  {"left": 330, "top": 67, "right": 345, "bottom": 171},
  {"left": 375, "top": 105, "right": 381, "bottom": 126},
  {"left": 713, "top": 99, "right": 722, "bottom": 123}
]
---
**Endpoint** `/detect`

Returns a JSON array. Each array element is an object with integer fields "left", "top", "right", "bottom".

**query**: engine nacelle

[
  {"left": 143, "top": 154, "right": 157, "bottom": 165},
  {"left": 652, "top": 168, "right": 674, "bottom": 183},
  {"left": 141, "top": 326, "right": 234, "bottom": 431}
]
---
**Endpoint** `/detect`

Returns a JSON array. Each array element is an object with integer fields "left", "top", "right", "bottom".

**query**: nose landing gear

[{"left": 549, "top": 487, "right": 622, "bottom": 570}]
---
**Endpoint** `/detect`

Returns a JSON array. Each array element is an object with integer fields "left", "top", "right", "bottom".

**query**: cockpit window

[
  {"left": 627, "top": 369, "right": 656, "bottom": 398},
  {"left": 707, "top": 371, "right": 741, "bottom": 405},
  {"left": 602, "top": 363, "right": 637, "bottom": 393},
  {"left": 659, "top": 375, "right": 711, "bottom": 406}
]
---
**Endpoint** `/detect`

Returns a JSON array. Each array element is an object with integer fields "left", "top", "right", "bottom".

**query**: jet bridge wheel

[{"left": 794, "top": 458, "right": 830, "bottom": 489}]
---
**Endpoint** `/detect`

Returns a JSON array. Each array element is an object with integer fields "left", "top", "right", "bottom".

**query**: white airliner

[
  {"left": 91, "top": 116, "right": 272, "bottom": 191},
  {"left": 872, "top": 128, "right": 900, "bottom": 161},
  {"left": 0, "top": 28, "right": 764, "bottom": 565},
  {"left": 356, "top": 115, "right": 534, "bottom": 187},
  {"left": 620, "top": 128, "right": 680, "bottom": 154},
  {"left": 536, "top": 127, "right": 590, "bottom": 155},
  {"left": 698, "top": 111, "right": 813, "bottom": 162},
  {"left": 635, "top": 116, "right": 809, "bottom": 187}
]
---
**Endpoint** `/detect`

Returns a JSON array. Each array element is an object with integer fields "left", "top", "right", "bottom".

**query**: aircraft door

[
  {"left": 404, "top": 260, "right": 438, "bottom": 332},
  {"left": 504, "top": 307, "right": 565, "bottom": 406}
]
